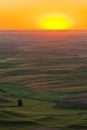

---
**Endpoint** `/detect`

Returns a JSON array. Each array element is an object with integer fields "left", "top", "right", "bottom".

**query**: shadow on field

[
  {"left": 0, "top": 105, "right": 19, "bottom": 108},
  {"left": 67, "top": 124, "right": 87, "bottom": 129},
  {"left": 29, "top": 128, "right": 61, "bottom": 130},
  {"left": 54, "top": 102, "right": 87, "bottom": 110},
  {"left": 0, "top": 120, "right": 42, "bottom": 126}
]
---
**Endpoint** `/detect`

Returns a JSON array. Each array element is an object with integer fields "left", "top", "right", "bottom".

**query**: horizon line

[{"left": 0, "top": 29, "right": 87, "bottom": 31}]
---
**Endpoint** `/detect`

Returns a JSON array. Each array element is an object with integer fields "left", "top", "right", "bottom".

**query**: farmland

[{"left": 0, "top": 30, "right": 87, "bottom": 129}]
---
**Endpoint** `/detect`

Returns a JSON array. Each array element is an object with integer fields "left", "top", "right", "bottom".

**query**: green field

[{"left": 0, "top": 90, "right": 87, "bottom": 130}]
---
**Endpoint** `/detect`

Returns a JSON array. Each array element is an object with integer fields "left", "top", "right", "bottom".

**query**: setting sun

[{"left": 39, "top": 14, "right": 72, "bottom": 30}]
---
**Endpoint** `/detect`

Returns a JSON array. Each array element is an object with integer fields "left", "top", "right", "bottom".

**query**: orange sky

[{"left": 0, "top": 0, "right": 87, "bottom": 30}]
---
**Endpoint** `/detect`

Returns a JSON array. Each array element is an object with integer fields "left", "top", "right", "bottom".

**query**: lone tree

[{"left": 18, "top": 99, "right": 23, "bottom": 107}]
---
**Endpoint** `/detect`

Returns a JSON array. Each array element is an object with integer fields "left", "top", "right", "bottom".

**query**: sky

[{"left": 0, "top": 0, "right": 87, "bottom": 30}]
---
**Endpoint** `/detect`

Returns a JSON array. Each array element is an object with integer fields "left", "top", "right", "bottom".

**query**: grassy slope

[{"left": 0, "top": 91, "right": 87, "bottom": 130}]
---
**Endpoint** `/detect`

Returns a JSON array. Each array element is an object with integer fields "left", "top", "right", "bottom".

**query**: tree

[{"left": 18, "top": 99, "right": 23, "bottom": 107}]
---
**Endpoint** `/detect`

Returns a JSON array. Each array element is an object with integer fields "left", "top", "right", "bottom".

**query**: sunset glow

[{"left": 0, "top": 0, "right": 87, "bottom": 30}]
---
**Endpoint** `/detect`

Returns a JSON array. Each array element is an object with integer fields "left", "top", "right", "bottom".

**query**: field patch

[
  {"left": 0, "top": 83, "right": 33, "bottom": 97},
  {"left": 0, "top": 62, "right": 17, "bottom": 69},
  {"left": 29, "top": 91, "right": 74, "bottom": 102}
]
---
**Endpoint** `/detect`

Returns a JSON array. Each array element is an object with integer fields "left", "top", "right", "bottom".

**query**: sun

[{"left": 38, "top": 14, "right": 72, "bottom": 30}]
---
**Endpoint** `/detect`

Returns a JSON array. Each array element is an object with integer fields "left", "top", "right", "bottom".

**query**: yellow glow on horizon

[{"left": 39, "top": 14, "right": 72, "bottom": 30}]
